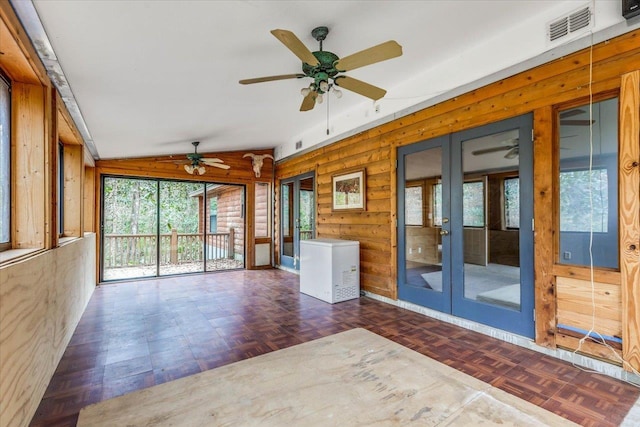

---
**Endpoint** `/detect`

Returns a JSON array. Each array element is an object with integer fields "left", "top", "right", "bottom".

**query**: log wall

[{"left": 276, "top": 30, "right": 640, "bottom": 369}]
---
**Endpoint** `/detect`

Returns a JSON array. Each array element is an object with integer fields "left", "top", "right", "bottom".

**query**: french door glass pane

[
  {"left": 461, "top": 130, "right": 521, "bottom": 310},
  {"left": 282, "top": 182, "right": 294, "bottom": 257},
  {"left": 299, "top": 177, "right": 314, "bottom": 241},
  {"left": 404, "top": 147, "right": 443, "bottom": 292}
]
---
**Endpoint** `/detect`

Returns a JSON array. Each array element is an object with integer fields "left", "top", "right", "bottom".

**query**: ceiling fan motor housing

[{"left": 302, "top": 51, "right": 339, "bottom": 93}]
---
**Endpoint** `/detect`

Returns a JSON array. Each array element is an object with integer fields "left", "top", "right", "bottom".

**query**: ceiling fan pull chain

[{"left": 326, "top": 91, "right": 330, "bottom": 135}]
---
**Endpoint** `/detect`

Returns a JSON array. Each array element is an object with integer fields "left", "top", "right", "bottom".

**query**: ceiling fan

[
  {"left": 239, "top": 26, "right": 402, "bottom": 111},
  {"left": 560, "top": 108, "right": 595, "bottom": 126},
  {"left": 163, "top": 141, "right": 230, "bottom": 175},
  {"left": 471, "top": 138, "right": 520, "bottom": 159}
]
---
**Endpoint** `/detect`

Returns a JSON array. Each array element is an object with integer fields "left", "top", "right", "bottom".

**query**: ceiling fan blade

[
  {"left": 199, "top": 158, "right": 224, "bottom": 166},
  {"left": 271, "top": 29, "right": 319, "bottom": 66},
  {"left": 559, "top": 109, "right": 585, "bottom": 119},
  {"left": 208, "top": 163, "right": 231, "bottom": 170},
  {"left": 334, "top": 40, "right": 402, "bottom": 72},
  {"left": 471, "top": 145, "right": 514, "bottom": 156},
  {"left": 334, "top": 76, "right": 386, "bottom": 101},
  {"left": 560, "top": 119, "right": 595, "bottom": 126},
  {"left": 300, "top": 91, "right": 316, "bottom": 111},
  {"left": 239, "top": 74, "right": 305, "bottom": 85}
]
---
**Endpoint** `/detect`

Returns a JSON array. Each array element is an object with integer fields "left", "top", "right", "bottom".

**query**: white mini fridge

[{"left": 299, "top": 238, "right": 360, "bottom": 303}]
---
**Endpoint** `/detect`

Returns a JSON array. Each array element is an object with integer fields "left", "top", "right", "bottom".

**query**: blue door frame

[{"left": 398, "top": 114, "right": 535, "bottom": 338}]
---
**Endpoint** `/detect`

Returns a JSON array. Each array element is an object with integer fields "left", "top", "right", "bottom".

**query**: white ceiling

[{"left": 18, "top": 0, "right": 633, "bottom": 160}]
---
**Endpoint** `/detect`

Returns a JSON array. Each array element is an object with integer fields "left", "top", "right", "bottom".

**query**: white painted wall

[{"left": 275, "top": 0, "right": 636, "bottom": 160}]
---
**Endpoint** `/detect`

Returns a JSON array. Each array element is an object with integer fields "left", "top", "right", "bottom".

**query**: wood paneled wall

[
  {"left": 619, "top": 71, "right": 640, "bottom": 371},
  {"left": 12, "top": 83, "right": 47, "bottom": 249},
  {"left": 276, "top": 30, "right": 640, "bottom": 369},
  {"left": 0, "top": 235, "right": 96, "bottom": 427}
]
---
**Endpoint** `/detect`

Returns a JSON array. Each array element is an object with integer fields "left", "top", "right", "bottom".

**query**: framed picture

[{"left": 332, "top": 168, "right": 366, "bottom": 211}]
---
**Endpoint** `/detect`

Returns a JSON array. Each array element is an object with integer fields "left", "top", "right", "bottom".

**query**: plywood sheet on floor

[{"left": 78, "top": 328, "right": 576, "bottom": 426}]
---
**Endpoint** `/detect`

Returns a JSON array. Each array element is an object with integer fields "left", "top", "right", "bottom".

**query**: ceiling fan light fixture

[
  {"left": 196, "top": 166, "right": 206, "bottom": 175},
  {"left": 319, "top": 80, "right": 329, "bottom": 92},
  {"left": 316, "top": 93, "right": 323, "bottom": 104},
  {"left": 333, "top": 88, "right": 342, "bottom": 98},
  {"left": 300, "top": 87, "right": 311, "bottom": 96},
  {"left": 184, "top": 164, "right": 194, "bottom": 174},
  {"left": 504, "top": 147, "right": 519, "bottom": 159}
]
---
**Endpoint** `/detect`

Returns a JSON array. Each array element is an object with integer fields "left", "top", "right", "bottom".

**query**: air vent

[
  {"left": 549, "top": 18, "right": 569, "bottom": 41},
  {"left": 547, "top": 4, "right": 593, "bottom": 44},
  {"left": 569, "top": 7, "right": 591, "bottom": 32}
]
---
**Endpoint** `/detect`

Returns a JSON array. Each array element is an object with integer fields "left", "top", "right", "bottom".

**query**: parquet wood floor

[{"left": 30, "top": 269, "right": 639, "bottom": 427}]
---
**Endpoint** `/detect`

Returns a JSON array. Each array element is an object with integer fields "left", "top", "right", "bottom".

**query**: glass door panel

[
  {"left": 280, "top": 173, "right": 315, "bottom": 270},
  {"left": 299, "top": 177, "right": 315, "bottom": 243},
  {"left": 102, "top": 177, "right": 158, "bottom": 281},
  {"left": 159, "top": 181, "right": 204, "bottom": 276},
  {"left": 398, "top": 136, "right": 450, "bottom": 312},
  {"left": 281, "top": 181, "right": 295, "bottom": 268},
  {"left": 459, "top": 131, "right": 518, "bottom": 307}
]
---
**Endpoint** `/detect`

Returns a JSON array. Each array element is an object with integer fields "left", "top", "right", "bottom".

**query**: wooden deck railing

[{"left": 103, "top": 229, "right": 234, "bottom": 269}]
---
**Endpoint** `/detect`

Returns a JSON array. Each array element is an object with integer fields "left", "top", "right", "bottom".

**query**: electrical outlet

[
  {"left": 418, "top": 247, "right": 422, "bottom": 254},
  {"left": 409, "top": 248, "right": 413, "bottom": 254},
  {"left": 563, "top": 251, "right": 572, "bottom": 260}
]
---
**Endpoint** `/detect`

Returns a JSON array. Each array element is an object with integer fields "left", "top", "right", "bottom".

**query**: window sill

[
  {"left": 59, "top": 236, "right": 80, "bottom": 246},
  {"left": 0, "top": 248, "right": 45, "bottom": 267}
]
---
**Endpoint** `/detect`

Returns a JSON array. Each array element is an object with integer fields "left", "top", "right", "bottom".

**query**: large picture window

[
  {"left": 0, "top": 73, "right": 10, "bottom": 251},
  {"left": 557, "top": 97, "right": 618, "bottom": 269},
  {"left": 504, "top": 177, "right": 520, "bottom": 229},
  {"left": 432, "top": 182, "right": 442, "bottom": 226},
  {"left": 463, "top": 181, "right": 485, "bottom": 227},
  {"left": 405, "top": 185, "right": 424, "bottom": 226},
  {"left": 560, "top": 168, "right": 609, "bottom": 233}
]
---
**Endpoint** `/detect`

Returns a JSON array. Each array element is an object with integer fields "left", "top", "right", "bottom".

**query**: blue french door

[{"left": 398, "top": 114, "right": 534, "bottom": 338}]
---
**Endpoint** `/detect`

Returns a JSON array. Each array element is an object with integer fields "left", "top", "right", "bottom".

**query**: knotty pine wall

[{"left": 275, "top": 30, "right": 640, "bottom": 370}]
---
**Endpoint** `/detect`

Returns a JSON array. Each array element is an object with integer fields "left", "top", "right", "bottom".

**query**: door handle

[{"left": 440, "top": 230, "right": 449, "bottom": 236}]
